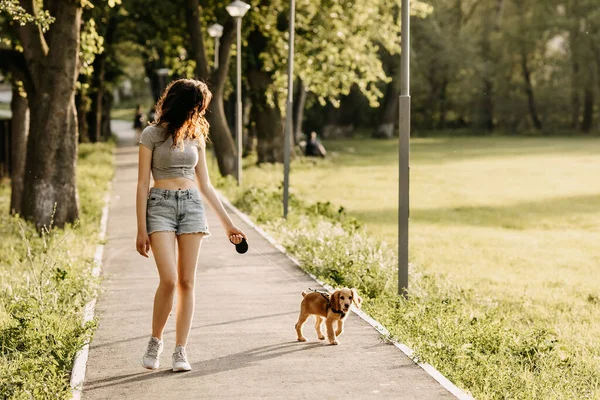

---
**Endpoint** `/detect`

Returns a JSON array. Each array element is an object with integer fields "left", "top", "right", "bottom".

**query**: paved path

[{"left": 83, "top": 120, "right": 455, "bottom": 399}]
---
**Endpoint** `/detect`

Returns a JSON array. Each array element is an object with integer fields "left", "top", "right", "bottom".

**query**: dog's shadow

[{"left": 84, "top": 341, "right": 322, "bottom": 391}]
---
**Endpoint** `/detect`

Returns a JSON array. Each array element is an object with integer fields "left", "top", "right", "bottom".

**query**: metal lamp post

[
  {"left": 207, "top": 23, "right": 224, "bottom": 70},
  {"left": 226, "top": 0, "right": 251, "bottom": 186},
  {"left": 282, "top": 0, "right": 295, "bottom": 218},
  {"left": 398, "top": 0, "right": 410, "bottom": 296}
]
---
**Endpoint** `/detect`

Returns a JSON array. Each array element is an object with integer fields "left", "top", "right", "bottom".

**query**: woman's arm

[
  {"left": 195, "top": 144, "right": 246, "bottom": 243},
  {"left": 136, "top": 145, "right": 153, "bottom": 257}
]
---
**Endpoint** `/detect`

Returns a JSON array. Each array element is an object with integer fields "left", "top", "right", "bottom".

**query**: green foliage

[
  {"left": 247, "top": 0, "right": 428, "bottom": 108},
  {"left": 0, "top": 0, "right": 55, "bottom": 31},
  {"left": 0, "top": 142, "right": 114, "bottom": 399},
  {"left": 410, "top": 0, "right": 600, "bottom": 132},
  {"left": 80, "top": 18, "right": 105, "bottom": 77}
]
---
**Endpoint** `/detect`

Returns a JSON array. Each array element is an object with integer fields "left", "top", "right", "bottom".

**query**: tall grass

[{"left": 0, "top": 142, "right": 114, "bottom": 399}]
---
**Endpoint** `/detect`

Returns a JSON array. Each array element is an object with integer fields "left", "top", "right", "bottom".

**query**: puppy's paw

[
  {"left": 329, "top": 340, "right": 339, "bottom": 345},
  {"left": 318, "top": 335, "right": 325, "bottom": 340},
  {"left": 297, "top": 337, "right": 307, "bottom": 342}
]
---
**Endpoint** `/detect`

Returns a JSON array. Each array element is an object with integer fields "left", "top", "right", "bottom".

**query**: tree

[
  {"left": 245, "top": 0, "right": 409, "bottom": 162},
  {"left": 185, "top": 0, "right": 238, "bottom": 176},
  {"left": 4, "top": 1, "right": 83, "bottom": 228}
]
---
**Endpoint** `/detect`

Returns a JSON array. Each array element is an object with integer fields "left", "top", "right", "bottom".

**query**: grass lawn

[
  {"left": 237, "top": 137, "right": 600, "bottom": 303},
  {"left": 217, "top": 135, "right": 600, "bottom": 398}
]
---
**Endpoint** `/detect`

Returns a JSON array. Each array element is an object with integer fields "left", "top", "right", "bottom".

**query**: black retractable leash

[{"left": 230, "top": 237, "right": 249, "bottom": 254}]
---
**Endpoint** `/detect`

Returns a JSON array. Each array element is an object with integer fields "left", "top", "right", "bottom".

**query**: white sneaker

[
  {"left": 141, "top": 336, "right": 163, "bottom": 370},
  {"left": 172, "top": 344, "right": 192, "bottom": 372}
]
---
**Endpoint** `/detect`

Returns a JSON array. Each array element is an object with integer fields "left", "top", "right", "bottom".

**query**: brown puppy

[{"left": 295, "top": 288, "right": 362, "bottom": 345}]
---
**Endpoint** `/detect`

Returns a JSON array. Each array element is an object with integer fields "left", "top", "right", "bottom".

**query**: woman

[{"left": 136, "top": 79, "right": 246, "bottom": 372}]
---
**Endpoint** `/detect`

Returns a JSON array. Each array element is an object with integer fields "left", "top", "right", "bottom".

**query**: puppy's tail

[{"left": 301, "top": 291, "right": 308, "bottom": 297}]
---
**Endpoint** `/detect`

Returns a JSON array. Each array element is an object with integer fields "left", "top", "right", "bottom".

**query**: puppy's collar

[
  {"left": 330, "top": 308, "right": 346, "bottom": 319},
  {"left": 318, "top": 291, "right": 347, "bottom": 319}
]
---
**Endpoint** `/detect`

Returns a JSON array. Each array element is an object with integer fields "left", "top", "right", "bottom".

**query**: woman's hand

[
  {"left": 227, "top": 225, "right": 246, "bottom": 244},
  {"left": 136, "top": 231, "right": 151, "bottom": 257}
]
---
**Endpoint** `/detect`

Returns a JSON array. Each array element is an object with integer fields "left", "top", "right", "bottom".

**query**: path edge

[
  {"left": 217, "top": 191, "right": 474, "bottom": 400},
  {"left": 69, "top": 185, "right": 112, "bottom": 400}
]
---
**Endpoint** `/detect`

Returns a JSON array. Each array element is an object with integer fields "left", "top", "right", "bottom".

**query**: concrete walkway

[{"left": 83, "top": 121, "right": 455, "bottom": 399}]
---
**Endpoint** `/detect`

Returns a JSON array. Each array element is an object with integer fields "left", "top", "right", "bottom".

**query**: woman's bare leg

[
  {"left": 175, "top": 234, "right": 203, "bottom": 346},
  {"left": 149, "top": 232, "right": 177, "bottom": 340}
]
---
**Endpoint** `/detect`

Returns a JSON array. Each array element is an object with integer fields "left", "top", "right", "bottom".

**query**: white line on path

[
  {"left": 70, "top": 188, "right": 111, "bottom": 400},
  {"left": 217, "top": 191, "right": 475, "bottom": 400}
]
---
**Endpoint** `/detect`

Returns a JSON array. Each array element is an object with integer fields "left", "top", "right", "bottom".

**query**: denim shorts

[{"left": 146, "top": 188, "right": 210, "bottom": 236}]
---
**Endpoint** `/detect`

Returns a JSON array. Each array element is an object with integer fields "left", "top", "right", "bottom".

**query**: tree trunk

[
  {"left": 185, "top": 0, "right": 209, "bottom": 79},
  {"left": 249, "top": 69, "right": 284, "bottom": 164},
  {"left": 88, "top": 72, "right": 103, "bottom": 142},
  {"left": 10, "top": 85, "right": 29, "bottom": 215},
  {"left": 19, "top": 3, "right": 82, "bottom": 229},
  {"left": 581, "top": 87, "right": 594, "bottom": 133},
  {"left": 76, "top": 90, "right": 90, "bottom": 142},
  {"left": 521, "top": 52, "right": 542, "bottom": 130},
  {"left": 293, "top": 78, "right": 307, "bottom": 143},
  {"left": 88, "top": 11, "right": 117, "bottom": 143},
  {"left": 185, "top": 4, "right": 236, "bottom": 176},
  {"left": 208, "top": 92, "right": 237, "bottom": 174},
  {"left": 144, "top": 59, "right": 164, "bottom": 102},
  {"left": 322, "top": 95, "right": 357, "bottom": 139},
  {"left": 438, "top": 77, "right": 449, "bottom": 129},
  {"left": 243, "top": 98, "right": 254, "bottom": 155},
  {"left": 476, "top": 0, "right": 504, "bottom": 132},
  {"left": 100, "top": 90, "right": 113, "bottom": 141},
  {"left": 373, "top": 72, "right": 401, "bottom": 138},
  {"left": 570, "top": 32, "right": 580, "bottom": 129}
]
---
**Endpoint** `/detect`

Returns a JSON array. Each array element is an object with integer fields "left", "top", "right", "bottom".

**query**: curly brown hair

[{"left": 152, "top": 79, "right": 212, "bottom": 148}]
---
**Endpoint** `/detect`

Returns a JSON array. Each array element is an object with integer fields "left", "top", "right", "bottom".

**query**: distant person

[
  {"left": 133, "top": 104, "right": 144, "bottom": 144},
  {"left": 305, "top": 131, "right": 327, "bottom": 158}
]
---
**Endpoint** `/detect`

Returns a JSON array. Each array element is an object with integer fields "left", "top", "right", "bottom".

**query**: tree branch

[
  {"left": 17, "top": 0, "right": 49, "bottom": 89},
  {"left": 462, "top": 0, "right": 484, "bottom": 25},
  {"left": 17, "top": 0, "right": 48, "bottom": 59}
]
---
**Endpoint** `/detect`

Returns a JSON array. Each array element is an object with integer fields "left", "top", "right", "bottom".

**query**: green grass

[
  {"left": 211, "top": 136, "right": 600, "bottom": 399},
  {"left": 0, "top": 142, "right": 114, "bottom": 399}
]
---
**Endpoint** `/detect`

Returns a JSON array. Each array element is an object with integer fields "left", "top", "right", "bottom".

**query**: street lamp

[
  {"left": 226, "top": 0, "right": 251, "bottom": 186},
  {"left": 398, "top": 0, "right": 411, "bottom": 296},
  {"left": 207, "top": 23, "right": 224, "bottom": 70},
  {"left": 282, "top": 0, "right": 295, "bottom": 218}
]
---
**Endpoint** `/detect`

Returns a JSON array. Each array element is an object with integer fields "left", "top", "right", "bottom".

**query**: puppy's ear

[
  {"left": 329, "top": 290, "right": 340, "bottom": 311},
  {"left": 351, "top": 288, "right": 362, "bottom": 309}
]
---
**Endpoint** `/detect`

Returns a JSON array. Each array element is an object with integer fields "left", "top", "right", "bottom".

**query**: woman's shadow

[{"left": 85, "top": 341, "right": 322, "bottom": 391}]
